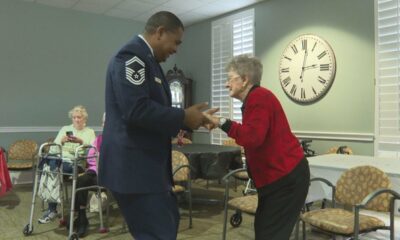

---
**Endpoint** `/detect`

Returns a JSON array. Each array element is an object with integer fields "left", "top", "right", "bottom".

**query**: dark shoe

[
  {"left": 77, "top": 217, "right": 89, "bottom": 238},
  {"left": 66, "top": 216, "right": 80, "bottom": 230}
]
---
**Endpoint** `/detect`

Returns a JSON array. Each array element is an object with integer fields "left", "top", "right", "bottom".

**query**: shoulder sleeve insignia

[{"left": 125, "top": 56, "right": 145, "bottom": 85}]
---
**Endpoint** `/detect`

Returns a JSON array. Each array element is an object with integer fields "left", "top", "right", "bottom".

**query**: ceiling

[{"left": 21, "top": 0, "right": 263, "bottom": 26}]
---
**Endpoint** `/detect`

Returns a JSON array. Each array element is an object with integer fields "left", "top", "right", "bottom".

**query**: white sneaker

[{"left": 38, "top": 210, "right": 58, "bottom": 224}]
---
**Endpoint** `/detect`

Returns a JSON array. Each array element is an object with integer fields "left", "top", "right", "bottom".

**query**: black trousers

[
  {"left": 112, "top": 190, "right": 179, "bottom": 240},
  {"left": 255, "top": 158, "right": 310, "bottom": 240},
  {"left": 75, "top": 170, "right": 97, "bottom": 211}
]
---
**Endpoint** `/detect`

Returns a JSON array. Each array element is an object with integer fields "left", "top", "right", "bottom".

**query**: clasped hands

[{"left": 183, "top": 102, "right": 222, "bottom": 131}]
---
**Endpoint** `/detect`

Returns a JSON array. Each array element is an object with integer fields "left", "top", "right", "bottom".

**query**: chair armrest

[
  {"left": 173, "top": 164, "right": 196, "bottom": 175},
  {"left": 356, "top": 188, "right": 400, "bottom": 209},
  {"left": 310, "top": 177, "right": 334, "bottom": 187},
  {"left": 354, "top": 188, "right": 400, "bottom": 238},
  {"left": 222, "top": 168, "right": 247, "bottom": 183},
  {"left": 222, "top": 168, "right": 248, "bottom": 209},
  {"left": 309, "top": 177, "right": 336, "bottom": 207}
]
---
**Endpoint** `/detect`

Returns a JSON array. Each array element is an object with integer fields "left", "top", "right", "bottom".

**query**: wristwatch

[{"left": 219, "top": 117, "right": 227, "bottom": 127}]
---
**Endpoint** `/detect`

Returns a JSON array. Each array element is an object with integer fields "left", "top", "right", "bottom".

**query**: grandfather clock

[
  {"left": 166, "top": 65, "right": 192, "bottom": 109},
  {"left": 166, "top": 65, "right": 193, "bottom": 140}
]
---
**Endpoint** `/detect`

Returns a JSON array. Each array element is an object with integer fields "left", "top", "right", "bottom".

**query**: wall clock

[{"left": 279, "top": 34, "right": 336, "bottom": 104}]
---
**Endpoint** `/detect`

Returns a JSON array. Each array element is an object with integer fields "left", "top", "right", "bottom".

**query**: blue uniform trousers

[{"left": 112, "top": 190, "right": 179, "bottom": 240}]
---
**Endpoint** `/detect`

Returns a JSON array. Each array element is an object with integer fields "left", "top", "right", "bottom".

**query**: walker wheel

[
  {"left": 99, "top": 227, "right": 109, "bottom": 233},
  {"left": 68, "top": 233, "right": 79, "bottom": 240},
  {"left": 230, "top": 213, "right": 242, "bottom": 227},
  {"left": 23, "top": 224, "right": 33, "bottom": 236}
]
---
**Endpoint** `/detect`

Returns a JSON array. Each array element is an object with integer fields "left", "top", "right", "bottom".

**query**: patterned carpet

[{"left": 0, "top": 180, "right": 334, "bottom": 240}]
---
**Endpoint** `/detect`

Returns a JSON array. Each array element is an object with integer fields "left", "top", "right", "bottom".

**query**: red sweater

[{"left": 227, "top": 86, "right": 304, "bottom": 188}]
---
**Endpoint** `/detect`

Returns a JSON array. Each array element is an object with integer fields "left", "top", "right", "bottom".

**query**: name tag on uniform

[{"left": 155, "top": 77, "right": 162, "bottom": 84}]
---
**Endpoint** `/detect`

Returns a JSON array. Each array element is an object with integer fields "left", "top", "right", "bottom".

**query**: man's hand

[
  {"left": 184, "top": 102, "right": 210, "bottom": 130},
  {"left": 203, "top": 113, "right": 220, "bottom": 130},
  {"left": 202, "top": 108, "right": 219, "bottom": 130}
]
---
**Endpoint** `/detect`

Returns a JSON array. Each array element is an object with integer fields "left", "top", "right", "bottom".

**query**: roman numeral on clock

[
  {"left": 301, "top": 88, "right": 306, "bottom": 99},
  {"left": 311, "top": 42, "right": 317, "bottom": 52},
  {"left": 282, "top": 76, "right": 291, "bottom": 87},
  {"left": 291, "top": 45, "right": 298, "bottom": 54},
  {"left": 318, "top": 76, "right": 327, "bottom": 84},
  {"left": 284, "top": 56, "right": 292, "bottom": 61},
  {"left": 318, "top": 51, "right": 327, "bottom": 60},
  {"left": 281, "top": 67, "right": 289, "bottom": 73},
  {"left": 320, "top": 64, "right": 329, "bottom": 71},
  {"left": 290, "top": 84, "right": 297, "bottom": 95},
  {"left": 302, "top": 39, "right": 307, "bottom": 51}
]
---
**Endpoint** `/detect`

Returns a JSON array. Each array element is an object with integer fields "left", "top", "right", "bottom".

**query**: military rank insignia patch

[{"left": 125, "top": 56, "right": 145, "bottom": 85}]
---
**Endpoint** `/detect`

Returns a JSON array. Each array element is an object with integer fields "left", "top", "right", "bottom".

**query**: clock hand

[
  {"left": 303, "top": 64, "right": 317, "bottom": 71},
  {"left": 300, "top": 50, "right": 308, "bottom": 82}
]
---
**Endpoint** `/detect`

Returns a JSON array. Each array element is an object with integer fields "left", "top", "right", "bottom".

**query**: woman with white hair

[
  {"left": 205, "top": 55, "right": 310, "bottom": 240},
  {"left": 38, "top": 105, "right": 95, "bottom": 224},
  {"left": 68, "top": 113, "right": 105, "bottom": 237}
]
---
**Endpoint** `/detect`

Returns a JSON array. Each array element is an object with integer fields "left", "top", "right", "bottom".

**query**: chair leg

[
  {"left": 188, "top": 182, "right": 193, "bottom": 228},
  {"left": 321, "top": 198, "right": 327, "bottom": 209},
  {"left": 302, "top": 219, "right": 306, "bottom": 240}
]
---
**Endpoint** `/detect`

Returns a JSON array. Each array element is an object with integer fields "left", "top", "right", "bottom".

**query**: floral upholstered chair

[
  {"left": 6, "top": 139, "right": 38, "bottom": 170},
  {"left": 222, "top": 138, "right": 249, "bottom": 192},
  {"left": 221, "top": 168, "right": 257, "bottom": 240},
  {"left": 171, "top": 150, "right": 193, "bottom": 228},
  {"left": 300, "top": 165, "right": 400, "bottom": 240}
]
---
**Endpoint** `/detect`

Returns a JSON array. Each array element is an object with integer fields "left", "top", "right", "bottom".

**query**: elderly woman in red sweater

[{"left": 205, "top": 54, "right": 310, "bottom": 240}]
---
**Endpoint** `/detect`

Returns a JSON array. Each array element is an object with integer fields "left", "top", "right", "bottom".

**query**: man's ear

[{"left": 155, "top": 26, "right": 165, "bottom": 40}]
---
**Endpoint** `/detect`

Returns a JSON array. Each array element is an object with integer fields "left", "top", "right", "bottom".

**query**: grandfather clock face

[
  {"left": 279, "top": 34, "right": 336, "bottom": 104},
  {"left": 166, "top": 66, "right": 192, "bottom": 109},
  {"left": 170, "top": 80, "right": 184, "bottom": 108}
]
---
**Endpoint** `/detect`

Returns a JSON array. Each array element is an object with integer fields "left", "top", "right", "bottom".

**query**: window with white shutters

[
  {"left": 211, "top": 9, "right": 254, "bottom": 145},
  {"left": 375, "top": 0, "right": 400, "bottom": 157}
]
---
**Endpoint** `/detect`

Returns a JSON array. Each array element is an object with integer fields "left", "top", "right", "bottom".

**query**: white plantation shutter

[
  {"left": 375, "top": 0, "right": 400, "bottom": 157},
  {"left": 211, "top": 9, "right": 254, "bottom": 145}
]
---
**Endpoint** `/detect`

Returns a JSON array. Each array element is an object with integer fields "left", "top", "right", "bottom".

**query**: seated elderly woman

[
  {"left": 38, "top": 105, "right": 95, "bottom": 224},
  {"left": 69, "top": 113, "right": 105, "bottom": 237}
]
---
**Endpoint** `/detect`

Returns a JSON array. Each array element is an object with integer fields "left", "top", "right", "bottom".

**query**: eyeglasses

[{"left": 227, "top": 75, "right": 241, "bottom": 83}]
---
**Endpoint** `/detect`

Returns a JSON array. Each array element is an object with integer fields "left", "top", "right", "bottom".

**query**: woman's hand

[
  {"left": 61, "top": 135, "right": 69, "bottom": 144},
  {"left": 68, "top": 136, "right": 83, "bottom": 145}
]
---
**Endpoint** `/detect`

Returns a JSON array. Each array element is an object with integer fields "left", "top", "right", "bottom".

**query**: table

[
  {"left": 172, "top": 143, "right": 242, "bottom": 180},
  {"left": 307, "top": 154, "right": 400, "bottom": 214}
]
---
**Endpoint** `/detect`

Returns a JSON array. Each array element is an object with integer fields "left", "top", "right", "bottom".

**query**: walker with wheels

[{"left": 23, "top": 143, "right": 109, "bottom": 240}]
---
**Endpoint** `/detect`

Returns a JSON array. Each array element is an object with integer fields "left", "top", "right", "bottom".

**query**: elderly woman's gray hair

[
  {"left": 226, "top": 54, "right": 263, "bottom": 85},
  {"left": 68, "top": 105, "right": 88, "bottom": 121}
]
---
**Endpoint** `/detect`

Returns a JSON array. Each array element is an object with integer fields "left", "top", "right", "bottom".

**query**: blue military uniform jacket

[{"left": 99, "top": 35, "right": 185, "bottom": 194}]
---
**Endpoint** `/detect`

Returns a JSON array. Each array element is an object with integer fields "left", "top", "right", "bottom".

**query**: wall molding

[
  {"left": 0, "top": 127, "right": 375, "bottom": 142},
  {"left": 0, "top": 126, "right": 103, "bottom": 133},
  {"left": 293, "top": 130, "right": 374, "bottom": 142}
]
